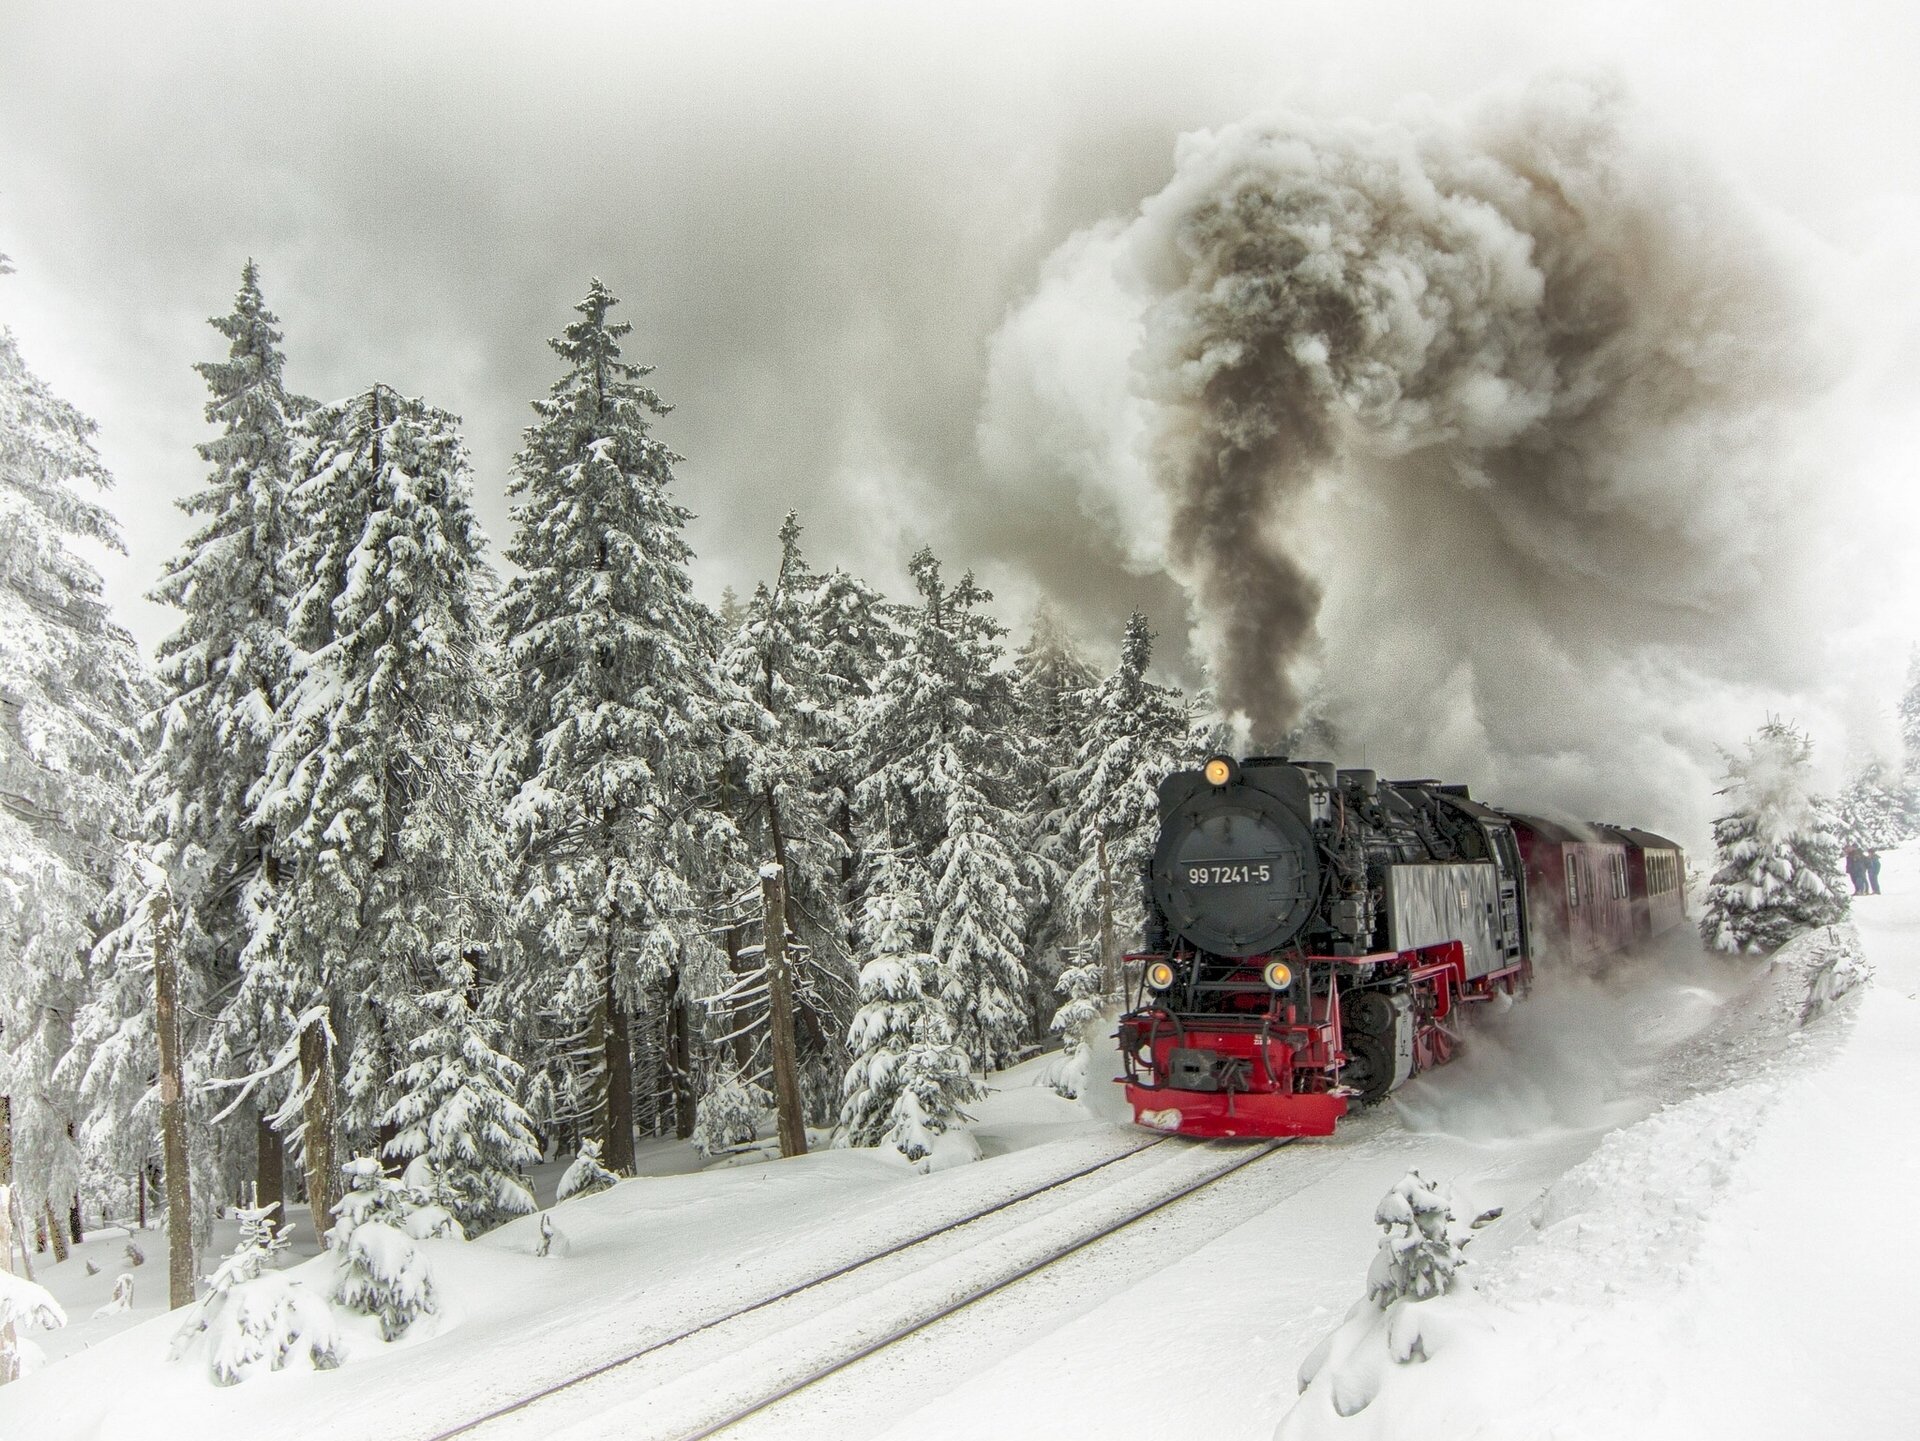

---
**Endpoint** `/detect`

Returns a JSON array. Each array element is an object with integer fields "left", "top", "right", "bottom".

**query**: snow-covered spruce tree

[
  {"left": 855, "top": 549, "right": 1033, "bottom": 1073},
  {"left": 714, "top": 514, "right": 863, "bottom": 1119},
  {"left": 0, "top": 267, "right": 150, "bottom": 1235},
  {"left": 1366, "top": 1171, "right": 1467, "bottom": 1306},
  {"left": 155, "top": 262, "right": 313, "bottom": 1208},
  {"left": 554, "top": 1138, "right": 619, "bottom": 1202},
  {"left": 328, "top": 1156, "right": 458, "bottom": 1342},
  {"left": 807, "top": 563, "right": 896, "bottom": 959},
  {"left": 1063, "top": 613, "right": 1191, "bottom": 977},
  {"left": 381, "top": 955, "right": 539, "bottom": 1236},
  {"left": 253, "top": 383, "right": 498, "bottom": 1227},
  {"left": 1009, "top": 604, "right": 1097, "bottom": 1025},
  {"left": 1286, "top": 1172, "right": 1475, "bottom": 1427},
  {"left": 1046, "top": 952, "right": 1104, "bottom": 1100},
  {"left": 839, "top": 949, "right": 977, "bottom": 1161},
  {"left": 1832, "top": 757, "right": 1913, "bottom": 851},
  {"left": 1699, "top": 720, "right": 1849, "bottom": 954},
  {"left": 692, "top": 1071, "right": 771, "bottom": 1156},
  {"left": 64, "top": 264, "right": 312, "bottom": 1256},
  {"left": 169, "top": 1199, "right": 343, "bottom": 1384},
  {"left": 495, "top": 280, "right": 733, "bottom": 1167}
]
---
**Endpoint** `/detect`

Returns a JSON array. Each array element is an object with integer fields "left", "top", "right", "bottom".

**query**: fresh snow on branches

[
  {"left": 170, "top": 1200, "right": 342, "bottom": 1385},
  {"left": 328, "top": 1157, "right": 458, "bottom": 1342},
  {"left": 1700, "top": 720, "right": 1849, "bottom": 953},
  {"left": 1287, "top": 1172, "right": 1480, "bottom": 1427},
  {"left": 555, "top": 1139, "right": 620, "bottom": 1202}
]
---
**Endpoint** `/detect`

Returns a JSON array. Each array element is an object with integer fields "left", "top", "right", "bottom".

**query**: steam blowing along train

[{"left": 1117, "top": 754, "right": 1687, "bottom": 1139}]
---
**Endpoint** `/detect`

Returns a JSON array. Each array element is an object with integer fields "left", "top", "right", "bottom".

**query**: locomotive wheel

[
  {"left": 1344, "top": 990, "right": 1397, "bottom": 1037},
  {"left": 1341, "top": 1032, "right": 1396, "bottom": 1107}
]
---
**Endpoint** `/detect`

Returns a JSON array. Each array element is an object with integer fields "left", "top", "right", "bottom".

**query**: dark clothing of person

[
  {"left": 1867, "top": 852, "right": 1882, "bottom": 895},
  {"left": 1845, "top": 847, "right": 1868, "bottom": 894}
]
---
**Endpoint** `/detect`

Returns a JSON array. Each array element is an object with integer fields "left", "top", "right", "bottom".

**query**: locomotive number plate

[{"left": 1186, "top": 862, "right": 1273, "bottom": 886}]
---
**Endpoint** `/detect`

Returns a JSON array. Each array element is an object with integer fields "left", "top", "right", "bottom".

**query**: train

[{"left": 1116, "top": 754, "right": 1687, "bottom": 1139}]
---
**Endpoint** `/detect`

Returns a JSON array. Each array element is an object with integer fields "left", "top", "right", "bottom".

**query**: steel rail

[
  {"left": 675, "top": 1137, "right": 1291, "bottom": 1441},
  {"left": 426, "top": 1133, "right": 1174, "bottom": 1441}
]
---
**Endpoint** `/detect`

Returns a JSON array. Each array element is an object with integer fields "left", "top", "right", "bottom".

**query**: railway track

[{"left": 430, "top": 1135, "right": 1289, "bottom": 1441}]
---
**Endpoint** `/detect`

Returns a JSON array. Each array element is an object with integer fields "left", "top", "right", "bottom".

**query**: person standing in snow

[
  {"left": 1844, "top": 844, "right": 1868, "bottom": 894},
  {"left": 1866, "top": 849, "right": 1883, "bottom": 894}
]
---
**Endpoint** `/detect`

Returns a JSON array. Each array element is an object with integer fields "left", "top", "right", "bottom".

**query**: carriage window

[{"left": 1566, "top": 854, "right": 1579, "bottom": 907}]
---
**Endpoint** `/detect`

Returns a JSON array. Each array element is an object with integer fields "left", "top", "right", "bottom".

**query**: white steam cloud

[{"left": 980, "top": 74, "right": 1861, "bottom": 842}]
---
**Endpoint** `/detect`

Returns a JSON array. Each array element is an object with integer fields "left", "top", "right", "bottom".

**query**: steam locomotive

[{"left": 1117, "top": 755, "right": 1686, "bottom": 1138}]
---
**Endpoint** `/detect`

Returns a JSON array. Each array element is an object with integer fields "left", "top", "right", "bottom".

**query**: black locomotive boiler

[{"left": 1117, "top": 754, "right": 1685, "bottom": 1138}]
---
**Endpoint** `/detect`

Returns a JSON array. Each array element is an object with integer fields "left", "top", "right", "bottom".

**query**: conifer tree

[
  {"left": 715, "top": 514, "right": 863, "bottom": 1094},
  {"left": 1010, "top": 604, "right": 1098, "bottom": 1021},
  {"left": 1064, "top": 613, "right": 1191, "bottom": 968},
  {"left": 253, "top": 383, "right": 497, "bottom": 1222},
  {"left": 838, "top": 952, "right": 977, "bottom": 1160},
  {"left": 382, "top": 956, "right": 540, "bottom": 1235},
  {"left": 495, "top": 281, "right": 732, "bottom": 1170},
  {"left": 855, "top": 549, "right": 1034, "bottom": 1072},
  {"left": 66, "top": 264, "right": 313, "bottom": 1239},
  {"left": 1700, "top": 720, "right": 1849, "bottom": 953},
  {"left": 807, "top": 563, "right": 895, "bottom": 956},
  {"left": 0, "top": 271, "right": 150, "bottom": 1232},
  {"left": 1832, "top": 758, "right": 1913, "bottom": 851}
]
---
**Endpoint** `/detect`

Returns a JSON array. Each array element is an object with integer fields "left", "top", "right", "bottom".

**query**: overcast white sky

[{"left": 4, "top": 1, "right": 1918, "bottom": 834}]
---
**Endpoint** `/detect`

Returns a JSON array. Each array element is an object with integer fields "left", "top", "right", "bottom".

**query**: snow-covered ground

[{"left": 3, "top": 853, "right": 1911, "bottom": 1441}]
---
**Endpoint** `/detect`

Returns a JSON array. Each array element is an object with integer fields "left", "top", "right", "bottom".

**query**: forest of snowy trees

[
  {"left": 5, "top": 256, "right": 1919, "bottom": 1291},
  {"left": 0, "top": 262, "right": 1200, "bottom": 1268}
]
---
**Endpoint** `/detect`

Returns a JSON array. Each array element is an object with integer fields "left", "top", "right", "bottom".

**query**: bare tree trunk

[
  {"left": 0, "top": 1097, "right": 15, "bottom": 1384},
  {"left": 0, "top": 1192, "right": 14, "bottom": 1385},
  {"left": 762, "top": 865, "right": 809, "bottom": 1159},
  {"left": 43, "top": 1202, "right": 69, "bottom": 1264},
  {"left": 299, "top": 1016, "right": 338, "bottom": 1247},
  {"left": 665, "top": 971, "right": 695, "bottom": 1140},
  {"left": 151, "top": 884, "right": 193, "bottom": 1305},
  {"left": 7, "top": 1189, "right": 32, "bottom": 1282},
  {"left": 255, "top": 1111, "right": 283, "bottom": 1223},
  {"left": 1098, "top": 835, "right": 1117, "bottom": 998},
  {"left": 603, "top": 953, "right": 636, "bottom": 1174}
]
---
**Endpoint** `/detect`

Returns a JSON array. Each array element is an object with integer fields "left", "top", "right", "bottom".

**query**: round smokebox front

[{"left": 1152, "top": 789, "right": 1318, "bottom": 957}]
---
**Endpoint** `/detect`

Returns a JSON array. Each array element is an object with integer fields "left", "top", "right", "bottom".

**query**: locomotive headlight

[
  {"left": 1203, "top": 756, "right": 1233, "bottom": 787},
  {"left": 1263, "top": 960, "right": 1294, "bottom": 991},
  {"left": 1145, "top": 960, "right": 1176, "bottom": 992}
]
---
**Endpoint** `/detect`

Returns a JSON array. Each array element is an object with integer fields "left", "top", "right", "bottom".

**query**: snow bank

[{"left": 1277, "top": 918, "right": 1897, "bottom": 1439}]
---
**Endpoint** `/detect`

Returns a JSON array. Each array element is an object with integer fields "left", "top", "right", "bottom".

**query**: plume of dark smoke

[{"left": 1123, "top": 74, "right": 1830, "bottom": 742}]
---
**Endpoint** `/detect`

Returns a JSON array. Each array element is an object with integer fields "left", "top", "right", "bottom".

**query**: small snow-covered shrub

[
  {"left": 555, "top": 1138, "right": 620, "bottom": 1201},
  {"left": 328, "top": 1156, "right": 460, "bottom": 1342},
  {"left": 1285, "top": 1172, "right": 1484, "bottom": 1429},
  {"left": 0, "top": 1268, "right": 66, "bottom": 1380},
  {"left": 694, "top": 1073, "right": 771, "bottom": 1156},
  {"left": 1046, "top": 958, "right": 1104, "bottom": 1099},
  {"left": 1800, "top": 929, "right": 1873, "bottom": 1024},
  {"left": 91, "top": 1273, "right": 134, "bottom": 1319},
  {"left": 1368, "top": 1170, "right": 1468, "bottom": 1307},
  {"left": 170, "top": 1201, "right": 343, "bottom": 1385}
]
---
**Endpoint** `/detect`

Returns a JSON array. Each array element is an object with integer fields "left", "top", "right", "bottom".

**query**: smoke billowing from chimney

[
  {"left": 1129, "top": 74, "right": 1829, "bottom": 737},
  {"left": 980, "top": 72, "right": 1854, "bottom": 836}
]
